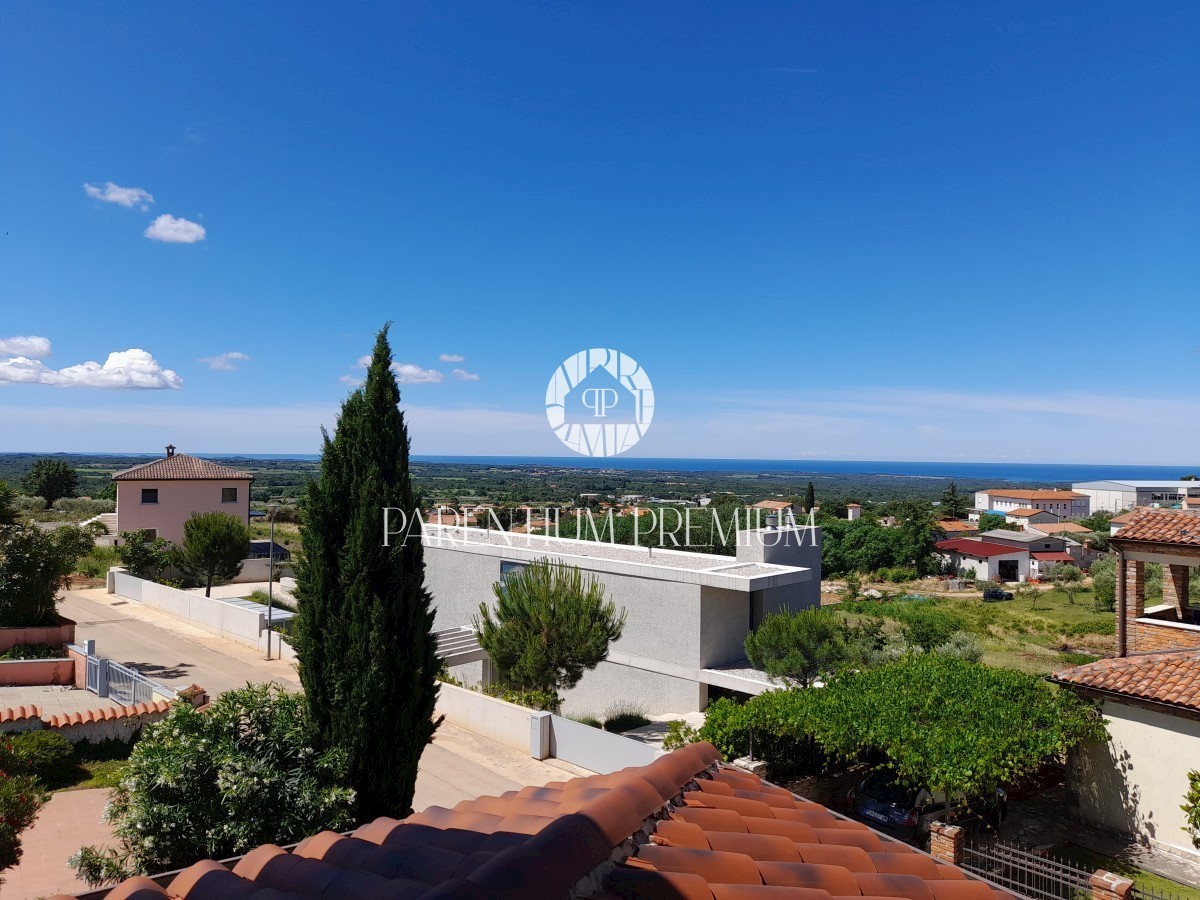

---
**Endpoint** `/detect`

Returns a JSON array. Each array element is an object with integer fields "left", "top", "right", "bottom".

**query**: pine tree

[
  {"left": 293, "top": 325, "right": 440, "bottom": 821},
  {"left": 803, "top": 482, "right": 816, "bottom": 512},
  {"left": 940, "top": 482, "right": 969, "bottom": 520}
]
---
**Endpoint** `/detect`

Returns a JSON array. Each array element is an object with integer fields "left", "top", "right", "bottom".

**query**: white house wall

[{"left": 1069, "top": 700, "right": 1200, "bottom": 865}]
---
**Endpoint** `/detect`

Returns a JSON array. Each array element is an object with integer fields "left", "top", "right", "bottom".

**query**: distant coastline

[{"left": 5, "top": 452, "right": 1194, "bottom": 484}]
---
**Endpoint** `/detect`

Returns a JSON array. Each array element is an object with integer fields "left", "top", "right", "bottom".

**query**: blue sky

[{"left": 1, "top": 2, "right": 1197, "bottom": 463}]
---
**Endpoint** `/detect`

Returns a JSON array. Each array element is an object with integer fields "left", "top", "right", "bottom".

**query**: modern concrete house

[
  {"left": 934, "top": 538, "right": 1029, "bottom": 582},
  {"left": 1054, "top": 651, "right": 1200, "bottom": 866},
  {"left": 112, "top": 445, "right": 254, "bottom": 544},
  {"left": 1073, "top": 479, "right": 1200, "bottom": 514},
  {"left": 422, "top": 522, "right": 822, "bottom": 715}
]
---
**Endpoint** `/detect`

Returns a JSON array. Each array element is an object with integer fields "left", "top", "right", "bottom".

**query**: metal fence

[
  {"left": 105, "top": 660, "right": 158, "bottom": 706},
  {"left": 961, "top": 837, "right": 1093, "bottom": 900},
  {"left": 1132, "top": 882, "right": 1185, "bottom": 900}
]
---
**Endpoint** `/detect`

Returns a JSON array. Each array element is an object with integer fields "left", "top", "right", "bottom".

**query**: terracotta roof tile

[
  {"left": 1109, "top": 509, "right": 1200, "bottom": 547},
  {"left": 1052, "top": 649, "right": 1200, "bottom": 711},
  {"left": 1004, "top": 508, "right": 1049, "bottom": 518},
  {"left": 53, "top": 743, "right": 1015, "bottom": 900},
  {"left": 112, "top": 453, "right": 254, "bottom": 481},
  {"left": 935, "top": 538, "right": 1024, "bottom": 558},
  {"left": 980, "top": 490, "right": 1085, "bottom": 500},
  {"left": 1027, "top": 522, "right": 1092, "bottom": 535}
]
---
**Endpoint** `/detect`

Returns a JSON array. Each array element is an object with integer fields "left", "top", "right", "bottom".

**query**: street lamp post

[{"left": 266, "top": 503, "right": 279, "bottom": 660}]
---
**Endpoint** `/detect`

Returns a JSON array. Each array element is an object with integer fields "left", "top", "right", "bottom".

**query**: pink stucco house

[{"left": 112, "top": 445, "right": 254, "bottom": 545}]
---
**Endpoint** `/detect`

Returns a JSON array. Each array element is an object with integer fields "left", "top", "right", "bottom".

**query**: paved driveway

[{"left": 59, "top": 588, "right": 299, "bottom": 696}]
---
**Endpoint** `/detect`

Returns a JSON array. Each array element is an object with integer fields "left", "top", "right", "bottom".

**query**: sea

[{"left": 195, "top": 454, "right": 1197, "bottom": 485}]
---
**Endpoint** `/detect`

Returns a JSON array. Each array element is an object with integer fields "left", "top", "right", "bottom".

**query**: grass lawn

[
  {"left": 45, "top": 740, "right": 133, "bottom": 792},
  {"left": 250, "top": 520, "right": 302, "bottom": 555},
  {"left": 831, "top": 587, "right": 1116, "bottom": 676},
  {"left": 1058, "top": 845, "right": 1200, "bottom": 899}
]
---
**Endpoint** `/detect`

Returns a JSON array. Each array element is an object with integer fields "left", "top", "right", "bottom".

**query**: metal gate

[
  {"left": 960, "top": 838, "right": 1092, "bottom": 900},
  {"left": 85, "top": 654, "right": 100, "bottom": 692},
  {"left": 105, "top": 660, "right": 157, "bottom": 706}
]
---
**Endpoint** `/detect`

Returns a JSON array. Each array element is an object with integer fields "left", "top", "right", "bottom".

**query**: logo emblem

[{"left": 546, "top": 349, "right": 654, "bottom": 457}]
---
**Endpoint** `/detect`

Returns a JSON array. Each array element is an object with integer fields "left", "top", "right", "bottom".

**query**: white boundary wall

[
  {"left": 111, "top": 571, "right": 265, "bottom": 648},
  {"left": 435, "top": 682, "right": 531, "bottom": 753}
]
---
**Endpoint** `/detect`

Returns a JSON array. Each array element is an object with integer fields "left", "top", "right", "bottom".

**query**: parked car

[
  {"left": 982, "top": 587, "right": 1013, "bottom": 602},
  {"left": 847, "top": 771, "right": 1007, "bottom": 842}
]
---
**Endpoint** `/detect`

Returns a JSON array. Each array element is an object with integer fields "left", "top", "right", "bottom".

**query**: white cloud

[
  {"left": 345, "top": 357, "right": 446, "bottom": 384},
  {"left": 392, "top": 363, "right": 444, "bottom": 384},
  {"left": 439, "top": 353, "right": 465, "bottom": 363},
  {"left": 144, "top": 214, "right": 206, "bottom": 243},
  {"left": 452, "top": 368, "right": 480, "bottom": 381},
  {"left": 83, "top": 181, "right": 155, "bottom": 210},
  {"left": 199, "top": 351, "right": 251, "bottom": 371},
  {"left": 0, "top": 348, "right": 182, "bottom": 389},
  {"left": 0, "top": 336, "right": 51, "bottom": 358}
]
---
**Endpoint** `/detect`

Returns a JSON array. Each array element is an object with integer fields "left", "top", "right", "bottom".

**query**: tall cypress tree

[
  {"left": 293, "top": 325, "right": 440, "bottom": 821},
  {"left": 804, "top": 481, "right": 816, "bottom": 512}
]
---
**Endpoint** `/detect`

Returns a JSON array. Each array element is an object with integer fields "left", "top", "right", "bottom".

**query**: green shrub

[
  {"left": 662, "top": 720, "right": 699, "bottom": 751},
  {"left": 71, "top": 684, "right": 355, "bottom": 884},
  {"left": 480, "top": 682, "right": 559, "bottom": 711},
  {"left": 699, "top": 694, "right": 829, "bottom": 778},
  {"left": 1184, "top": 770, "right": 1200, "bottom": 849},
  {"left": 604, "top": 715, "right": 652, "bottom": 734},
  {"left": 933, "top": 631, "right": 984, "bottom": 662},
  {"left": 10, "top": 730, "right": 76, "bottom": 785},
  {"left": 1060, "top": 652, "right": 1100, "bottom": 666},
  {"left": 0, "top": 643, "right": 66, "bottom": 660},
  {"left": 0, "top": 737, "right": 46, "bottom": 871},
  {"left": 898, "top": 607, "right": 965, "bottom": 650},
  {"left": 1060, "top": 618, "right": 1116, "bottom": 637},
  {"left": 571, "top": 715, "right": 602, "bottom": 729}
]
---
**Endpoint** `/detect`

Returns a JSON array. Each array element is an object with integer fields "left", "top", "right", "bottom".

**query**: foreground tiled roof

[
  {"left": 112, "top": 454, "right": 254, "bottom": 481},
  {"left": 54, "top": 743, "right": 1013, "bottom": 900},
  {"left": 1052, "top": 650, "right": 1200, "bottom": 713},
  {"left": 1004, "top": 507, "right": 1050, "bottom": 518},
  {"left": 936, "top": 538, "right": 1023, "bottom": 558},
  {"left": 1109, "top": 511, "right": 1141, "bottom": 524},
  {"left": 1109, "top": 509, "right": 1200, "bottom": 547}
]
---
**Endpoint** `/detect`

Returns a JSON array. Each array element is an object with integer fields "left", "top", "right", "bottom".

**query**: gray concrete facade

[{"left": 423, "top": 523, "right": 821, "bottom": 714}]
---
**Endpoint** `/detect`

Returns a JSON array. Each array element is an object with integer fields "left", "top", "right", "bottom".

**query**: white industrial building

[
  {"left": 421, "top": 523, "right": 821, "bottom": 715},
  {"left": 1072, "top": 480, "right": 1200, "bottom": 514}
]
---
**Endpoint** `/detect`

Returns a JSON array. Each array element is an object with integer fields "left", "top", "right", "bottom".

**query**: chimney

[{"left": 165, "top": 444, "right": 176, "bottom": 458}]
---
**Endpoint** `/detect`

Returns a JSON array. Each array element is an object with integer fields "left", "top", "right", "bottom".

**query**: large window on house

[
  {"left": 141, "top": 488, "right": 158, "bottom": 504},
  {"left": 499, "top": 560, "right": 526, "bottom": 592},
  {"left": 222, "top": 487, "right": 238, "bottom": 503}
]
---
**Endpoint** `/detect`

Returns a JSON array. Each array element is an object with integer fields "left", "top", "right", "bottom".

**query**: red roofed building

[
  {"left": 935, "top": 539, "right": 1030, "bottom": 583},
  {"left": 112, "top": 445, "right": 254, "bottom": 545},
  {"left": 1109, "top": 509, "right": 1200, "bottom": 655}
]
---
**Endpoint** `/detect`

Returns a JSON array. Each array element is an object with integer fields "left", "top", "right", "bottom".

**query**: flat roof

[{"left": 421, "top": 525, "right": 813, "bottom": 591}]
